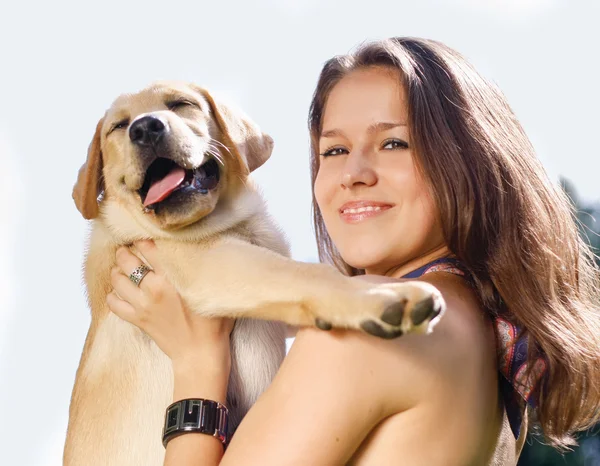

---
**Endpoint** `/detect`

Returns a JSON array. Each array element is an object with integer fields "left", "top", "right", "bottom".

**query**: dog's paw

[{"left": 357, "top": 282, "right": 446, "bottom": 339}]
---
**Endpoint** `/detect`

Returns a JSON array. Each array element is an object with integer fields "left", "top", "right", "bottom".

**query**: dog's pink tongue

[{"left": 143, "top": 167, "right": 186, "bottom": 206}]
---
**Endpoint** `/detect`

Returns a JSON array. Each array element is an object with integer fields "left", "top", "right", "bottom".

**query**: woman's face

[{"left": 314, "top": 66, "right": 447, "bottom": 276}]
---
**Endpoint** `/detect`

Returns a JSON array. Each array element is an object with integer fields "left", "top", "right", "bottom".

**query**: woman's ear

[{"left": 72, "top": 118, "right": 105, "bottom": 219}]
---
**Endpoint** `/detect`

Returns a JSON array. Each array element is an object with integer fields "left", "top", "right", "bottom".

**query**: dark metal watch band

[{"left": 162, "top": 398, "right": 229, "bottom": 448}]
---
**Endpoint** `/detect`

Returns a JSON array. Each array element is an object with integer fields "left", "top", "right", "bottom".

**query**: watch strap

[{"left": 162, "top": 398, "right": 229, "bottom": 448}]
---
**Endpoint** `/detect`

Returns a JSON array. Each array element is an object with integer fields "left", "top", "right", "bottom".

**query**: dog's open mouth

[{"left": 139, "top": 157, "right": 220, "bottom": 208}]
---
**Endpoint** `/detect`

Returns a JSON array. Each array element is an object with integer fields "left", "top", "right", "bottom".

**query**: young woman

[{"left": 107, "top": 37, "right": 600, "bottom": 465}]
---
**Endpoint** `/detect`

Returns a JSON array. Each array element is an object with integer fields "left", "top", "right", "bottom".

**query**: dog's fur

[{"left": 63, "top": 82, "right": 445, "bottom": 466}]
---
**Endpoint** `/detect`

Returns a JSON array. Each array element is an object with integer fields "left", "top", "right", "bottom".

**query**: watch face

[
  {"left": 164, "top": 403, "right": 181, "bottom": 435},
  {"left": 182, "top": 400, "right": 202, "bottom": 427}
]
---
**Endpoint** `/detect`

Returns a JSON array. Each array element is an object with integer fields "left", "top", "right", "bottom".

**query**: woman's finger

[
  {"left": 133, "top": 240, "right": 166, "bottom": 276},
  {"left": 106, "top": 290, "right": 139, "bottom": 325},
  {"left": 115, "top": 246, "right": 151, "bottom": 274},
  {"left": 115, "top": 246, "right": 158, "bottom": 291},
  {"left": 110, "top": 266, "right": 146, "bottom": 306}
]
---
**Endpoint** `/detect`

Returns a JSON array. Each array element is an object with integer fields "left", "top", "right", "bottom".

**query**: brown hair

[{"left": 308, "top": 37, "right": 600, "bottom": 448}]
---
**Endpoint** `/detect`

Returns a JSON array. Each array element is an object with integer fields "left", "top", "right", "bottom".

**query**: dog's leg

[
  {"left": 164, "top": 239, "right": 446, "bottom": 339},
  {"left": 226, "top": 319, "right": 286, "bottom": 435}
]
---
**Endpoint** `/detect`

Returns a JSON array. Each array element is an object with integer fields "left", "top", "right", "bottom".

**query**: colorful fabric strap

[{"left": 402, "top": 257, "right": 547, "bottom": 439}]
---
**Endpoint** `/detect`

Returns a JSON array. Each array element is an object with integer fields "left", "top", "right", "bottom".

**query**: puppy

[{"left": 63, "top": 81, "right": 445, "bottom": 465}]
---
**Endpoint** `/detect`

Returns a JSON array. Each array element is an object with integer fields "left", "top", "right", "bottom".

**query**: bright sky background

[{"left": 1, "top": 1, "right": 598, "bottom": 464}]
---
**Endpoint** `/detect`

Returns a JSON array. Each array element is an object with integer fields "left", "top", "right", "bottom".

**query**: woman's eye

[
  {"left": 382, "top": 139, "right": 409, "bottom": 150},
  {"left": 320, "top": 147, "right": 348, "bottom": 157}
]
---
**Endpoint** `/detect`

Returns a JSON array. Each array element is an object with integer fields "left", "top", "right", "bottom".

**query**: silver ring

[{"left": 129, "top": 264, "right": 151, "bottom": 287}]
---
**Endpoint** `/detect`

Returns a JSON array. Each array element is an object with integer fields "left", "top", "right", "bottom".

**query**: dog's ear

[
  {"left": 196, "top": 88, "right": 274, "bottom": 174},
  {"left": 73, "top": 118, "right": 104, "bottom": 220}
]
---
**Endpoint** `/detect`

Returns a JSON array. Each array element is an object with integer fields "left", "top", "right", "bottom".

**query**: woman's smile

[{"left": 338, "top": 200, "right": 394, "bottom": 224}]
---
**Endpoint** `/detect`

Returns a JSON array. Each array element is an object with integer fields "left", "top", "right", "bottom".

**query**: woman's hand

[{"left": 106, "top": 240, "right": 235, "bottom": 374}]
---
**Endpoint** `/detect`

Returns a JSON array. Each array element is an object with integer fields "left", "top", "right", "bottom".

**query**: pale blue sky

[{"left": 0, "top": 0, "right": 598, "bottom": 464}]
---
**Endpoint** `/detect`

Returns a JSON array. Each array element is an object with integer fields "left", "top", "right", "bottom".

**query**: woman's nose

[{"left": 341, "top": 151, "right": 377, "bottom": 189}]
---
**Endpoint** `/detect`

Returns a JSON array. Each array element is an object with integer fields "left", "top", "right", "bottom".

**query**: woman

[{"left": 107, "top": 37, "right": 600, "bottom": 465}]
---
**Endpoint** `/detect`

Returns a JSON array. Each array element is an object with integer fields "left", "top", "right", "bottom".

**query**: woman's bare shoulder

[
  {"left": 418, "top": 272, "right": 496, "bottom": 364},
  {"left": 287, "top": 273, "right": 497, "bottom": 412}
]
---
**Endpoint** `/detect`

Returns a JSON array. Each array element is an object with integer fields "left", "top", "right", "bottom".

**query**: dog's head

[{"left": 72, "top": 82, "right": 273, "bottom": 229}]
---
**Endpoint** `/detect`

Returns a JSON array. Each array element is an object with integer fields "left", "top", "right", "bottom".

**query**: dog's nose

[{"left": 129, "top": 115, "right": 168, "bottom": 146}]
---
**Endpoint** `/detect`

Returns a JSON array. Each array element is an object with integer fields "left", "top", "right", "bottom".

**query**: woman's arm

[
  {"left": 221, "top": 327, "right": 396, "bottom": 465},
  {"left": 163, "top": 357, "right": 230, "bottom": 466}
]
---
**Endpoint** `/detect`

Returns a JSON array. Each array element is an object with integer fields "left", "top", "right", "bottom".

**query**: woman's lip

[
  {"left": 338, "top": 201, "right": 394, "bottom": 213},
  {"left": 338, "top": 202, "right": 394, "bottom": 224}
]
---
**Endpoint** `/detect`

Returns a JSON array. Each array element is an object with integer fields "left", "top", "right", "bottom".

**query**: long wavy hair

[{"left": 308, "top": 37, "right": 600, "bottom": 448}]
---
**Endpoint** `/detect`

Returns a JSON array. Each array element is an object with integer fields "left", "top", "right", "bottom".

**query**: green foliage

[
  {"left": 518, "top": 434, "right": 600, "bottom": 465},
  {"left": 517, "top": 178, "right": 600, "bottom": 465},
  {"left": 560, "top": 177, "right": 600, "bottom": 266}
]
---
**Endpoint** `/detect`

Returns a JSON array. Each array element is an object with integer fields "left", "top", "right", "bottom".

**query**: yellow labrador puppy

[{"left": 63, "top": 81, "right": 445, "bottom": 466}]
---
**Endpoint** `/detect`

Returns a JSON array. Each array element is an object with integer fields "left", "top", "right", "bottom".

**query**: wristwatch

[{"left": 162, "top": 398, "right": 229, "bottom": 448}]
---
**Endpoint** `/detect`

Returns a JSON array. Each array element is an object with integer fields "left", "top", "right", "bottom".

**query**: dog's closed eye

[
  {"left": 166, "top": 99, "right": 197, "bottom": 111},
  {"left": 108, "top": 118, "right": 130, "bottom": 135}
]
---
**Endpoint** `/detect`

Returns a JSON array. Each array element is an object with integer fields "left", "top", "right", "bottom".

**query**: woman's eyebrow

[
  {"left": 321, "top": 128, "right": 345, "bottom": 139},
  {"left": 321, "top": 121, "right": 407, "bottom": 139},
  {"left": 366, "top": 121, "right": 408, "bottom": 135}
]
